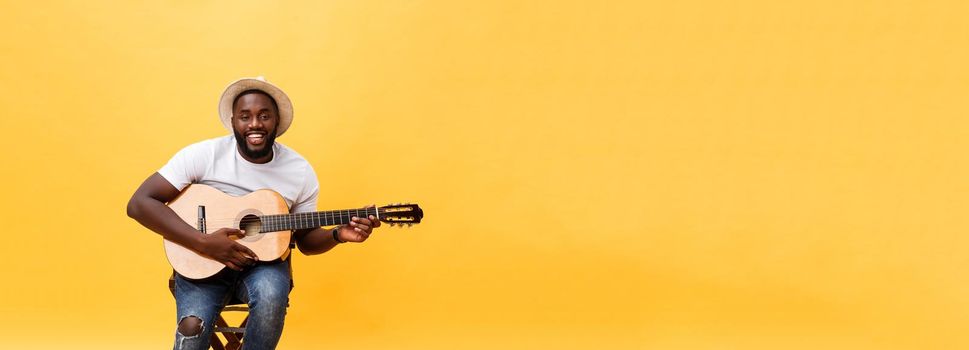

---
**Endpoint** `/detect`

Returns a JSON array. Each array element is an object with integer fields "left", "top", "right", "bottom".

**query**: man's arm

[
  {"left": 294, "top": 211, "right": 381, "bottom": 255},
  {"left": 126, "top": 173, "right": 258, "bottom": 271}
]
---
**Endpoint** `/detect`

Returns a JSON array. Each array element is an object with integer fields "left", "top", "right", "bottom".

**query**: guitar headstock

[{"left": 378, "top": 203, "right": 424, "bottom": 227}]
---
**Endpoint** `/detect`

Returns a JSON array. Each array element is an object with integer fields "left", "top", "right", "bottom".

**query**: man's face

[{"left": 231, "top": 92, "right": 279, "bottom": 162}]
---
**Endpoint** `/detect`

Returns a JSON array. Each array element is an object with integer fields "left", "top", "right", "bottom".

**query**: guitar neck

[{"left": 259, "top": 207, "right": 379, "bottom": 232}]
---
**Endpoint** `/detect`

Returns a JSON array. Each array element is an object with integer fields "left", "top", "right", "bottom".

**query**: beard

[{"left": 233, "top": 129, "right": 278, "bottom": 160}]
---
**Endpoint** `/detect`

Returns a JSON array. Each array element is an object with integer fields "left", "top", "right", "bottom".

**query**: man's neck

[{"left": 237, "top": 147, "right": 274, "bottom": 164}]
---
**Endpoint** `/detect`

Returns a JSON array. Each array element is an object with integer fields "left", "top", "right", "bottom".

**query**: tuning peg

[{"left": 406, "top": 223, "right": 413, "bottom": 228}]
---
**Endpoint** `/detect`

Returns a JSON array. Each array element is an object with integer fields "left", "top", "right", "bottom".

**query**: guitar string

[
  {"left": 192, "top": 217, "right": 414, "bottom": 232},
  {"left": 198, "top": 217, "right": 384, "bottom": 226},
  {"left": 193, "top": 215, "right": 416, "bottom": 228},
  {"left": 174, "top": 205, "right": 418, "bottom": 220},
  {"left": 170, "top": 206, "right": 417, "bottom": 222},
  {"left": 187, "top": 208, "right": 408, "bottom": 226},
  {"left": 192, "top": 208, "right": 380, "bottom": 220},
  {"left": 198, "top": 217, "right": 411, "bottom": 226},
  {"left": 197, "top": 211, "right": 381, "bottom": 223}
]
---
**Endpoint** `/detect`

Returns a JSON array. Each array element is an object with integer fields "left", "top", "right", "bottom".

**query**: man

[{"left": 127, "top": 77, "right": 379, "bottom": 349}]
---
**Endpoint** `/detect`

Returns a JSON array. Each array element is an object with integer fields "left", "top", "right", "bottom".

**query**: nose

[{"left": 247, "top": 117, "right": 264, "bottom": 130}]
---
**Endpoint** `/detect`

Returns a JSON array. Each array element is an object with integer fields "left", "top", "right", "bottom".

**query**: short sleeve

[
  {"left": 158, "top": 142, "right": 210, "bottom": 191},
  {"left": 290, "top": 163, "right": 319, "bottom": 214}
]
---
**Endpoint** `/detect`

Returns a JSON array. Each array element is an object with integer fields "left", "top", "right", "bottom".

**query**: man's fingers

[
  {"left": 224, "top": 228, "right": 246, "bottom": 238},
  {"left": 233, "top": 244, "right": 259, "bottom": 261},
  {"left": 225, "top": 261, "right": 242, "bottom": 271},
  {"left": 246, "top": 248, "right": 259, "bottom": 261},
  {"left": 352, "top": 217, "right": 374, "bottom": 229},
  {"left": 351, "top": 221, "right": 371, "bottom": 232},
  {"left": 353, "top": 215, "right": 374, "bottom": 225},
  {"left": 369, "top": 215, "right": 381, "bottom": 228},
  {"left": 228, "top": 251, "right": 247, "bottom": 267},
  {"left": 231, "top": 255, "right": 256, "bottom": 271}
]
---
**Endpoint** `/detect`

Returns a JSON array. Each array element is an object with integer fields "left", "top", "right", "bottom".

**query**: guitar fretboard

[{"left": 255, "top": 208, "right": 379, "bottom": 232}]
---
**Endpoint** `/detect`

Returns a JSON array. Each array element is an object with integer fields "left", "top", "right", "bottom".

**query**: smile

[{"left": 246, "top": 132, "right": 267, "bottom": 145}]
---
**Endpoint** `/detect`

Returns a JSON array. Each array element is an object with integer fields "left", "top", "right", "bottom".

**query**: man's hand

[
  {"left": 198, "top": 228, "right": 259, "bottom": 271},
  {"left": 337, "top": 206, "right": 382, "bottom": 243}
]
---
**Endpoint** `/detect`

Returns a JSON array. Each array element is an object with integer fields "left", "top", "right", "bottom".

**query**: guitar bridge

[{"left": 197, "top": 205, "right": 206, "bottom": 233}]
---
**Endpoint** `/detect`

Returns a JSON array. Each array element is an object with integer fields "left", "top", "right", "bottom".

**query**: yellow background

[{"left": 1, "top": 1, "right": 967, "bottom": 348}]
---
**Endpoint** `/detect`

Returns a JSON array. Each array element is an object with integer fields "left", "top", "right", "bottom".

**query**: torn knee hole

[{"left": 177, "top": 316, "right": 203, "bottom": 337}]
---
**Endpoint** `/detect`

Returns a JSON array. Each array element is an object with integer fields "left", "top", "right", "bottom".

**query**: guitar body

[{"left": 164, "top": 184, "right": 292, "bottom": 279}]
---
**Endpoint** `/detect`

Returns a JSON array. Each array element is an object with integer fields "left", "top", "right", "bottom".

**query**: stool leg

[
  {"left": 215, "top": 315, "right": 242, "bottom": 350},
  {"left": 210, "top": 332, "right": 226, "bottom": 350},
  {"left": 226, "top": 315, "right": 248, "bottom": 350},
  {"left": 236, "top": 315, "right": 249, "bottom": 339}
]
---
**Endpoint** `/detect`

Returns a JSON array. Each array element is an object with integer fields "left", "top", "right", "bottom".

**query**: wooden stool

[{"left": 169, "top": 274, "right": 250, "bottom": 350}]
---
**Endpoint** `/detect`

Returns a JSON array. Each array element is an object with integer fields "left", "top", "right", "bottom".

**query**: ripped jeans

[{"left": 173, "top": 259, "right": 291, "bottom": 350}]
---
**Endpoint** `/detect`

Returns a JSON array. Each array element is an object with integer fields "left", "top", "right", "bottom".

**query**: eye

[{"left": 259, "top": 114, "right": 270, "bottom": 120}]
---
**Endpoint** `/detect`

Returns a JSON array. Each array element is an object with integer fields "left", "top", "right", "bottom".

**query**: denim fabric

[{"left": 173, "top": 259, "right": 291, "bottom": 350}]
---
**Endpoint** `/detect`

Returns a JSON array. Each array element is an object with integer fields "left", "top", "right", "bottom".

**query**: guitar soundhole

[{"left": 239, "top": 214, "right": 263, "bottom": 239}]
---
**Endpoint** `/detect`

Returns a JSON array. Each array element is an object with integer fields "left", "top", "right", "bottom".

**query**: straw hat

[{"left": 218, "top": 76, "right": 294, "bottom": 136}]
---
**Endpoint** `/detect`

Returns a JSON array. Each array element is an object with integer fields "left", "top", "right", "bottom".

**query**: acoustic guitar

[{"left": 164, "top": 184, "right": 423, "bottom": 279}]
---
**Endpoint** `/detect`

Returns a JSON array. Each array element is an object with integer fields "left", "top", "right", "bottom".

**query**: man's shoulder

[
  {"left": 273, "top": 141, "right": 311, "bottom": 163},
  {"left": 272, "top": 142, "right": 316, "bottom": 178}
]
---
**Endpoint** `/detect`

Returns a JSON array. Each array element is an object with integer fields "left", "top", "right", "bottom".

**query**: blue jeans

[{"left": 173, "top": 259, "right": 292, "bottom": 350}]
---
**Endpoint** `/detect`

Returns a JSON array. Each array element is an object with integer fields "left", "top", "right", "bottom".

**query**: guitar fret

[{"left": 259, "top": 206, "right": 396, "bottom": 233}]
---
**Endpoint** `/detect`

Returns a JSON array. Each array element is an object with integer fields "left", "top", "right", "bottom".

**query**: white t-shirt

[{"left": 158, "top": 135, "right": 319, "bottom": 214}]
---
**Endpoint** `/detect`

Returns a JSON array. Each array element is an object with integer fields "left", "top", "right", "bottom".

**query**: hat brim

[{"left": 218, "top": 77, "right": 294, "bottom": 137}]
